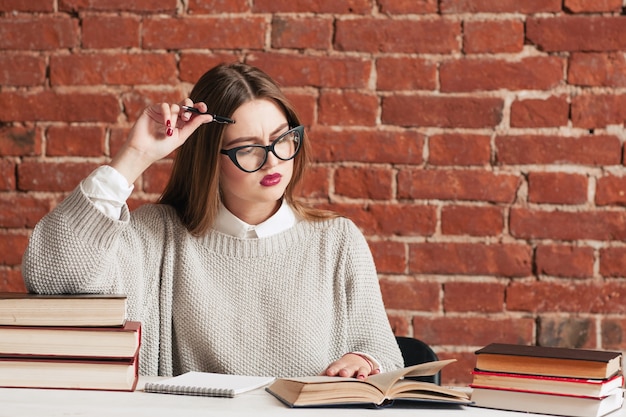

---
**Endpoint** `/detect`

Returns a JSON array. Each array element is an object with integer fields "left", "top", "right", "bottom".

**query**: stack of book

[
  {"left": 470, "top": 343, "right": 624, "bottom": 417},
  {"left": 0, "top": 293, "right": 140, "bottom": 391}
]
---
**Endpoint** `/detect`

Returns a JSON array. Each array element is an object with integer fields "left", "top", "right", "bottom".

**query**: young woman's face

[{"left": 219, "top": 99, "right": 295, "bottom": 221}]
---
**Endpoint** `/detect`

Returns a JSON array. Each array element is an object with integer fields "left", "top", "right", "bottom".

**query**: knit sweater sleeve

[{"left": 337, "top": 219, "right": 405, "bottom": 372}]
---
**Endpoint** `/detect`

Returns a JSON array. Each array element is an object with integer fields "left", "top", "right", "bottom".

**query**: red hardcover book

[
  {"left": 0, "top": 321, "right": 141, "bottom": 359},
  {"left": 470, "top": 370, "right": 624, "bottom": 398}
]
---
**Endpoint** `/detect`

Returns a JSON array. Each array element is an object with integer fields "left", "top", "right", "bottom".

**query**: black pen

[{"left": 181, "top": 106, "right": 235, "bottom": 124}]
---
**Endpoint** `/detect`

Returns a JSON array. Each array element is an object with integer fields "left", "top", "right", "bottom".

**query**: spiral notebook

[{"left": 144, "top": 371, "right": 275, "bottom": 398}]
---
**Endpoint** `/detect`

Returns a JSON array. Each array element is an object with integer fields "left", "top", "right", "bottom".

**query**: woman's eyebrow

[{"left": 223, "top": 123, "right": 290, "bottom": 148}]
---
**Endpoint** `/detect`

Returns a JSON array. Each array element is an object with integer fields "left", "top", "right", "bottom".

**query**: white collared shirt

[
  {"left": 213, "top": 200, "right": 298, "bottom": 239},
  {"left": 82, "top": 166, "right": 299, "bottom": 238}
]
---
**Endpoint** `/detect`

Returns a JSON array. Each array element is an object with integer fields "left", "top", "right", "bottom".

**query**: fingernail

[
  {"left": 166, "top": 120, "right": 171, "bottom": 127},
  {"left": 166, "top": 128, "right": 173, "bottom": 136}
]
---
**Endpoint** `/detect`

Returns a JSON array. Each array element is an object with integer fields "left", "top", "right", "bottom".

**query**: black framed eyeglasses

[{"left": 220, "top": 125, "right": 304, "bottom": 173}]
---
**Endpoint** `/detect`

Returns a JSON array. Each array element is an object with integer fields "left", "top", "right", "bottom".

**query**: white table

[{"left": 1, "top": 378, "right": 624, "bottom": 417}]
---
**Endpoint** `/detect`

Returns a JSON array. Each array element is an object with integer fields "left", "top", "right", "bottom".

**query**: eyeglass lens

[{"left": 231, "top": 127, "right": 302, "bottom": 172}]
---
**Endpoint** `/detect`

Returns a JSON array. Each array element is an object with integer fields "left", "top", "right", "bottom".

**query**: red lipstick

[{"left": 261, "top": 173, "right": 282, "bottom": 186}]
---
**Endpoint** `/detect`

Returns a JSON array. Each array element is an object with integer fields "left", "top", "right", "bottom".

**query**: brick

[
  {"left": 299, "top": 166, "right": 329, "bottom": 199},
  {"left": 46, "top": 125, "right": 105, "bottom": 157},
  {"left": 527, "top": 171, "right": 588, "bottom": 204},
  {"left": 463, "top": 19, "right": 524, "bottom": 54},
  {"left": 527, "top": 16, "right": 626, "bottom": 52},
  {"left": 0, "top": 54, "right": 46, "bottom": 86},
  {"left": 335, "top": 18, "right": 460, "bottom": 54},
  {"left": 0, "top": 0, "right": 53, "bottom": 12},
  {"left": 0, "top": 269, "right": 26, "bottom": 292},
  {"left": 252, "top": 0, "right": 371, "bottom": 13},
  {"left": 508, "top": 281, "right": 626, "bottom": 314},
  {"left": 51, "top": 54, "right": 177, "bottom": 86},
  {"left": 334, "top": 167, "right": 393, "bottom": 200},
  {"left": 0, "top": 16, "right": 79, "bottom": 50},
  {"left": 0, "top": 159, "right": 15, "bottom": 191},
  {"left": 569, "top": 53, "right": 626, "bottom": 87},
  {"left": 379, "top": 278, "right": 440, "bottom": 311},
  {"left": 441, "top": 0, "right": 560, "bottom": 13},
  {"left": 376, "top": 57, "right": 437, "bottom": 91},
  {"left": 18, "top": 161, "right": 98, "bottom": 192},
  {"left": 387, "top": 314, "right": 410, "bottom": 336},
  {"left": 0, "top": 91, "right": 119, "bottom": 123},
  {"left": 602, "top": 319, "right": 626, "bottom": 350},
  {"left": 409, "top": 242, "right": 532, "bottom": 277},
  {"left": 121, "top": 89, "right": 182, "bottom": 123},
  {"left": 188, "top": 0, "right": 249, "bottom": 13},
  {"left": 496, "top": 135, "right": 621, "bottom": 166},
  {"left": 378, "top": 0, "right": 438, "bottom": 13},
  {"left": 247, "top": 53, "right": 371, "bottom": 89},
  {"left": 368, "top": 240, "right": 406, "bottom": 274},
  {"left": 412, "top": 316, "right": 535, "bottom": 346},
  {"left": 179, "top": 53, "right": 241, "bottom": 84},
  {"left": 538, "top": 317, "right": 595, "bottom": 349},
  {"left": 59, "top": 0, "right": 176, "bottom": 12},
  {"left": 318, "top": 91, "right": 378, "bottom": 126},
  {"left": 397, "top": 169, "right": 520, "bottom": 203},
  {"left": 0, "top": 231, "right": 28, "bottom": 266},
  {"left": 440, "top": 57, "right": 564, "bottom": 92},
  {"left": 564, "top": 0, "right": 623, "bottom": 13},
  {"left": 571, "top": 94, "right": 626, "bottom": 129},
  {"left": 0, "top": 126, "right": 40, "bottom": 156},
  {"left": 444, "top": 282, "right": 505, "bottom": 313},
  {"left": 283, "top": 92, "right": 316, "bottom": 128},
  {"left": 271, "top": 17, "right": 332, "bottom": 50},
  {"left": 597, "top": 175, "right": 626, "bottom": 206},
  {"left": 428, "top": 134, "right": 491, "bottom": 166},
  {"left": 441, "top": 205, "right": 504, "bottom": 236},
  {"left": 143, "top": 17, "right": 266, "bottom": 50},
  {"left": 510, "top": 96, "right": 570, "bottom": 128},
  {"left": 0, "top": 194, "right": 53, "bottom": 228},
  {"left": 599, "top": 247, "right": 626, "bottom": 278},
  {"left": 368, "top": 204, "right": 437, "bottom": 237},
  {"left": 536, "top": 244, "right": 594, "bottom": 278},
  {"left": 382, "top": 96, "right": 503, "bottom": 128},
  {"left": 82, "top": 15, "right": 140, "bottom": 49},
  {"left": 510, "top": 208, "right": 626, "bottom": 241},
  {"left": 109, "top": 127, "right": 132, "bottom": 159},
  {"left": 142, "top": 161, "right": 172, "bottom": 194},
  {"left": 439, "top": 351, "right": 476, "bottom": 386},
  {"left": 311, "top": 127, "right": 424, "bottom": 164}
]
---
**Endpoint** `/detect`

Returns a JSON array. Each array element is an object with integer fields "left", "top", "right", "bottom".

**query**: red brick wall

[{"left": 1, "top": 1, "right": 626, "bottom": 384}]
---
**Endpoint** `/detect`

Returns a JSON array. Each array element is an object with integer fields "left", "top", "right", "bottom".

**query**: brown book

[
  {"left": 475, "top": 343, "right": 622, "bottom": 379},
  {"left": 0, "top": 353, "right": 139, "bottom": 391},
  {"left": 0, "top": 321, "right": 141, "bottom": 359},
  {"left": 0, "top": 293, "right": 127, "bottom": 327},
  {"left": 266, "top": 359, "right": 471, "bottom": 408}
]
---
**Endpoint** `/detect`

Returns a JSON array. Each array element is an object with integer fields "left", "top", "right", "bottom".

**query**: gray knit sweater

[{"left": 22, "top": 185, "right": 404, "bottom": 377}]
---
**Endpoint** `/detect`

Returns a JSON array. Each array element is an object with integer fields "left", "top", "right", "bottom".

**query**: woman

[{"left": 22, "top": 63, "right": 404, "bottom": 379}]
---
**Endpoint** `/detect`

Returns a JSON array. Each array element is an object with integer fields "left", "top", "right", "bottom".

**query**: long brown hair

[{"left": 159, "top": 62, "right": 335, "bottom": 235}]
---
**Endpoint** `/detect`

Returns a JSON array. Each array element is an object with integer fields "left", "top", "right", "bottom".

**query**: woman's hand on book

[{"left": 323, "top": 353, "right": 381, "bottom": 380}]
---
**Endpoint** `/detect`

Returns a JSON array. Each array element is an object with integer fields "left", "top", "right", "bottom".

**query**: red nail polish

[
  {"left": 166, "top": 120, "right": 171, "bottom": 127},
  {"left": 166, "top": 128, "right": 173, "bottom": 136}
]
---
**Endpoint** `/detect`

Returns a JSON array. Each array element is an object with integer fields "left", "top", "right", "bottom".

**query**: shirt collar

[{"left": 213, "top": 201, "right": 299, "bottom": 239}]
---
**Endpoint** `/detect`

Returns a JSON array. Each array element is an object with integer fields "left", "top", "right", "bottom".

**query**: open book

[{"left": 266, "top": 359, "right": 471, "bottom": 407}]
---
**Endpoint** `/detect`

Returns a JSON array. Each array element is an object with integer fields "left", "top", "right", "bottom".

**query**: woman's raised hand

[{"left": 110, "top": 100, "right": 214, "bottom": 185}]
